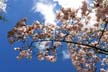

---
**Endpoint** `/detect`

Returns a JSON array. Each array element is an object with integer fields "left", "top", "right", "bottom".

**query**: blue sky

[{"left": 0, "top": 0, "right": 77, "bottom": 72}]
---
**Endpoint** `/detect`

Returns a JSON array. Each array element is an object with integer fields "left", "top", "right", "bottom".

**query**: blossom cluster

[{"left": 7, "top": 0, "right": 108, "bottom": 71}]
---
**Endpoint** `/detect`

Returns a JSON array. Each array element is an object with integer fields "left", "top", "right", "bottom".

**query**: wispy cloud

[
  {"left": 32, "top": 0, "right": 56, "bottom": 25},
  {"left": 62, "top": 50, "right": 70, "bottom": 59},
  {"left": 0, "top": 0, "right": 7, "bottom": 13},
  {"left": 54, "top": 0, "right": 85, "bottom": 9},
  {"left": 32, "top": 0, "right": 87, "bottom": 25}
]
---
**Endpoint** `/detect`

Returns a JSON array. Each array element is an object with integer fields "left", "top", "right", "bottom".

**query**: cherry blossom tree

[{"left": 7, "top": 0, "right": 108, "bottom": 72}]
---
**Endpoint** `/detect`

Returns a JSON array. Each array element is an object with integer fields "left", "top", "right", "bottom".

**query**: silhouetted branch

[
  {"left": 29, "top": 39, "right": 108, "bottom": 55},
  {"left": 98, "top": 23, "right": 108, "bottom": 44}
]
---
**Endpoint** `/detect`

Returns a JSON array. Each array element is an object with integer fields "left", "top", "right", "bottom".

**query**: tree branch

[
  {"left": 98, "top": 23, "right": 108, "bottom": 44},
  {"left": 29, "top": 39, "right": 108, "bottom": 55}
]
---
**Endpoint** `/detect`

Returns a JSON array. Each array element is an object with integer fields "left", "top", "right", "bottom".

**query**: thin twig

[{"left": 98, "top": 23, "right": 108, "bottom": 44}]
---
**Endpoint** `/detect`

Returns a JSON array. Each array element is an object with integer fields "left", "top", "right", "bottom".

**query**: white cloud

[
  {"left": 37, "top": 41, "right": 46, "bottom": 50},
  {"left": 62, "top": 50, "right": 70, "bottom": 59},
  {"left": 54, "top": 0, "right": 85, "bottom": 9},
  {"left": 32, "top": 0, "right": 56, "bottom": 25},
  {"left": 0, "top": 0, "right": 7, "bottom": 13},
  {"left": 37, "top": 41, "right": 50, "bottom": 51},
  {"left": 32, "top": 0, "right": 88, "bottom": 25}
]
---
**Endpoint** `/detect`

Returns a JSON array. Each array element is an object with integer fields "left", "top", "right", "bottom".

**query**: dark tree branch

[
  {"left": 98, "top": 23, "right": 108, "bottom": 44},
  {"left": 29, "top": 39, "right": 108, "bottom": 55}
]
